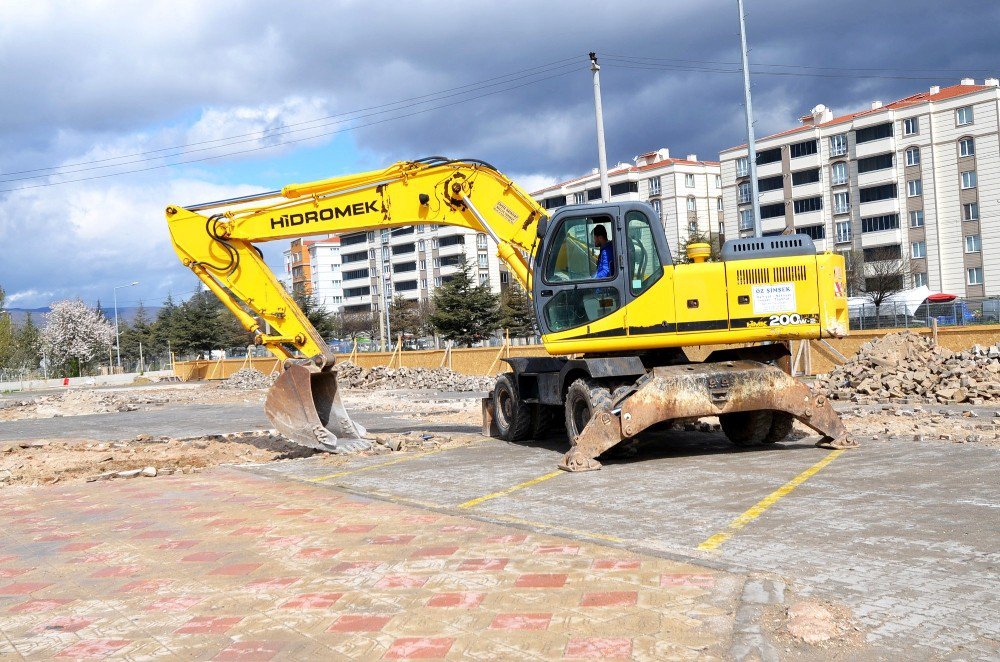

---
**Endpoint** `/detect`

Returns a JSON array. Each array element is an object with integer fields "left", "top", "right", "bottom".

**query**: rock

[
  {"left": 222, "top": 368, "right": 278, "bottom": 390},
  {"left": 786, "top": 601, "right": 841, "bottom": 644},
  {"left": 141, "top": 466, "right": 157, "bottom": 477},
  {"left": 86, "top": 471, "right": 117, "bottom": 482},
  {"left": 0, "top": 469, "right": 11, "bottom": 483},
  {"left": 116, "top": 469, "right": 142, "bottom": 479}
]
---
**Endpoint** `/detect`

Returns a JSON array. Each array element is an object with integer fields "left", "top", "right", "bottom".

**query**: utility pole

[
  {"left": 737, "top": 0, "right": 762, "bottom": 237},
  {"left": 589, "top": 52, "right": 611, "bottom": 203}
]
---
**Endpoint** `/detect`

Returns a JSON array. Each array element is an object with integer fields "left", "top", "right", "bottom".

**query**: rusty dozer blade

[
  {"left": 559, "top": 360, "right": 857, "bottom": 472},
  {"left": 264, "top": 362, "right": 371, "bottom": 454}
]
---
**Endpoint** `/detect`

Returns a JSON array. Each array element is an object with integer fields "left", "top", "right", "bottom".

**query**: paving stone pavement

[{"left": 0, "top": 469, "right": 743, "bottom": 660}]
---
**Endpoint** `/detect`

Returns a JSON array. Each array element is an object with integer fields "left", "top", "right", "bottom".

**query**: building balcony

[
  {"left": 861, "top": 228, "right": 902, "bottom": 248},
  {"left": 790, "top": 181, "right": 823, "bottom": 198},
  {"left": 755, "top": 161, "right": 782, "bottom": 178},
  {"left": 792, "top": 209, "right": 824, "bottom": 226},
  {"left": 855, "top": 138, "right": 895, "bottom": 159},
  {"left": 759, "top": 188, "right": 785, "bottom": 205},
  {"left": 788, "top": 152, "right": 821, "bottom": 169},
  {"left": 761, "top": 216, "right": 787, "bottom": 233},
  {"left": 857, "top": 169, "right": 896, "bottom": 188},
  {"left": 858, "top": 198, "right": 899, "bottom": 217}
]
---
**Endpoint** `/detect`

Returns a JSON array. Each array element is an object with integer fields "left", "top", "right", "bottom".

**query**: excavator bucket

[
  {"left": 559, "top": 360, "right": 857, "bottom": 472},
  {"left": 264, "top": 362, "right": 372, "bottom": 453}
]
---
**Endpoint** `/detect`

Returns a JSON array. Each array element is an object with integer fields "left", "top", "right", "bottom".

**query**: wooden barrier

[{"left": 173, "top": 325, "right": 1000, "bottom": 381}]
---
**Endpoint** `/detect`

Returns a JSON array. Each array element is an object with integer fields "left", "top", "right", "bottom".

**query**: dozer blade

[
  {"left": 559, "top": 360, "right": 856, "bottom": 472},
  {"left": 264, "top": 362, "right": 372, "bottom": 454}
]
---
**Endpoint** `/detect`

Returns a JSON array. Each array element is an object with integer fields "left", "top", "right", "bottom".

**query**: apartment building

[
  {"left": 531, "top": 148, "right": 724, "bottom": 251},
  {"left": 284, "top": 238, "right": 315, "bottom": 296},
  {"left": 336, "top": 225, "right": 505, "bottom": 317},
  {"left": 306, "top": 236, "right": 344, "bottom": 312},
  {"left": 720, "top": 79, "right": 1000, "bottom": 298}
]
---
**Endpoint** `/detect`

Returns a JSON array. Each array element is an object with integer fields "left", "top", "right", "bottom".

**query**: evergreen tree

[
  {"left": 388, "top": 295, "right": 418, "bottom": 339},
  {"left": 11, "top": 313, "right": 42, "bottom": 372},
  {"left": 94, "top": 298, "right": 108, "bottom": 321},
  {"left": 118, "top": 303, "right": 154, "bottom": 368},
  {"left": 293, "top": 292, "right": 338, "bottom": 339},
  {"left": 0, "top": 286, "right": 12, "bottom": 370},
  {"left": 430, "top": 256, "right": 500, "bottom": 347},
  {"left": 172, "top": 291, "right": 222, "bottom": 357},
  {"left": 499, "top": 284, "right": 535, "bottom": 338},
  {"left": 153, "top": 293, "right": 178, "bottom": 356}
]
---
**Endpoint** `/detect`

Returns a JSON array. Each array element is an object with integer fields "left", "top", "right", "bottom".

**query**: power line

[
  {"left": 0, "top": 66, "right": 581, "bottom": 193},
  {"left": 601, "top": 53, "right": 997, "bottom": 75},
  {"left": 0, "top": 57, "right": 580, "bottom": 182},
  {"left": 600, "top": 59, "right": 965, "bottom": 81}
]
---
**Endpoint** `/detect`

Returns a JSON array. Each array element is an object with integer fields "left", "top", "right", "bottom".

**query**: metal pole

[
  {"left": 589, "top": 52, "right": 611, "bottom": 203},
  {"left": 113, "top": 288, "right": 121, "bottom": 370},
  {"left": 737, "top": 0, "right": 762, "bottom": 236}
]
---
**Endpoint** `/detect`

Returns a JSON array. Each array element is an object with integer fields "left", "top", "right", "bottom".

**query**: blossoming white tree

[{"left": 42, "top": 299, "right": 115, "bottom": 376}]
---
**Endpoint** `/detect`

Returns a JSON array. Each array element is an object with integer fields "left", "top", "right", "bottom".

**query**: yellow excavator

[{"left": 165, "top": 158, "right": 856, "bottom": 471}]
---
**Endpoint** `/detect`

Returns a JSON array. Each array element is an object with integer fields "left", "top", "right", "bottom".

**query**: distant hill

[{"left": 5, "top": 307, "right": 160, "bottom": 325}]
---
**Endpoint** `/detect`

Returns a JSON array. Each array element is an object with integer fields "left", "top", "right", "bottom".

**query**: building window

[
  {"left": 907, "top": 179, "right": 922, "bottom": 197},
  {"left": 715, "top": 175, "right": 722, "bottom": 188},
  {"left": 913, "top": 272, "right": 928, "bottom": 287},
  {"left": 859, "top": 183, "right": 897, "bottom": 203},
  {"left": 418, "top": 239, "right": 425, "bottom": 251},
  {"left": 367, "top": 249, "right": 376, "bottom": 260},
  {"left": 909, "top": 210, "right": 925, "bottom": 227},
  {"left": 420, "top": 278, "right": 427, "bottom": 289},
  {"left": 476, "top": 233, "right": 488, "bottom": 249},
  {"left": 834, "top": 192, "right": 850, "bottom": 214},
  {"left": 758, "top": 175, "right": 783, "bottom": 192},
  {"left": 956, "top": 106, "right": 974, "bottom": 126},
  {"left": 688, "top": 220, "right": 698, "bottom": 232},
  {"left": 739, "top": 209, "right": 754, "bottom": 231},
  {"left": 648, "top": 176, "right": 661, "bottom": 195},
  {"left": 756, "top": 147, "right": 782, "bottom": 165},
  {"left": 903, "top": 117, "right": 919, "bottom": 135},
  {"left": 609, "top": 181, "right": 638, "bottom": 197},
  {"left": 739, "top": 182, "right": 750, "bottom": 204},
  {"left": 477, "top": 253, "right": 488, "bottom": 268},
  {"left": 573, "top": 192, "right": 586, "bottom": 205},
  {"left": 793, "top": 197, "right": 823, "bottom": 214},
  {"left": 835, "top": 221, "right": 851, "bottom": 243},
  {"left": 863, "top": 244, "right": 902, "bottom": 261},
  {"left": 831, "top": 162, "right": 848, "bottom": 185},
  {"left": 911, "top": 241, "right": 926, "bottom": 259},
  {"left": 685, "top": 173, "right": 695, "bottom": 188},
  {"left": 858, "top": 153, "right": 894, "bottom": 173},
  {"left": 791, "top": 168, "right": 820, "bottom": 186},
  {"left": 861, "top": 213, "right": 900, "bottom": 233},
  {"left": 963, "top": 202, "right": 979, "bottom": 221},
  {"left": 855, "top": 122, "right": 893, "bottom": 144},
  {"left": 798, "top": 224, "right": 825, "bottom": 240},
  {"left": 479, "top": 273, "right": 489, "bottom": 285},
  {"left": 959, "top": 137, "right": 975, "bottom": 157},
  {"left": 433, "top": 258, "right": 441, "bottom": 268},
  {"left": 434, "top": 277, "right": 442, "bottom": 287},
  {"left": 651, "top": 199, "right": 661, "bottom": 216},
  {"left": 965, "top": 234, "right": 982, "bottom": 253},
  {"left": 735, "top": 157, "right": 749, "bottom": 177},
  {"left": 905, "top": 147, "right": 920, "bottom": 166},
  {"left": 829, "top": 134, "right": 847, "bottom": 156},
  {"left": 789, "top": 139, "right": 818, "bottom": 158},
  {"left": 961, "top": 171, "right": 977, "bottom": 189},
  {"left": 418, "top": 259, "right": 427, "bottom": 270},
  {"left": 686, "top": 196, "right": 696, "bottom": 211},
  {"left": 716, "top": 197, "right": 723, "bottom": 211},
  {"left": 760, "top": 203, "right": 785, "bottom": 219},
  {"left": 968, "top": 267, "right": 984, "bottom": 285}
]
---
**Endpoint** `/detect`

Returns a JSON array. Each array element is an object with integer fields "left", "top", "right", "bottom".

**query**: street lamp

[{"left": 113, "top": 281, "right": 139, "bottom": 371}]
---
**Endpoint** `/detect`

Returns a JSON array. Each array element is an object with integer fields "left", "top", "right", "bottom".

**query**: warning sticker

[{"left": 752, "top": 282, "right": 797, "bottom": 315}]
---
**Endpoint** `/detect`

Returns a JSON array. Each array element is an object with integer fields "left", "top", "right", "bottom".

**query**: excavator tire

[
  {"left": 765, "top": 410, "right": 795, "bottom": 443},
  {"left": 720, "top": 410, "right": 774, "bottom": 447},
  {"left": 564, "top": 378, "right": 613, "bottom": 444},
  {"left": 493, "top": 373, "right": 532, "bottom": 442}
]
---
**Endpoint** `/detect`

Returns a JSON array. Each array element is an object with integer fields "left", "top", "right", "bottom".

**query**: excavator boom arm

[{"left": 165, "top": 159, "right": 547, "bottom": 363}]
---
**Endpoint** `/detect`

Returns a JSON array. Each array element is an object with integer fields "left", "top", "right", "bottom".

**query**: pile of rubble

[
  {"left": 334, "top": 361, "right": 495, "bottom": 392},
  {"left": 816, "top": 332, "right": 1000, "bottom": 404},
  {"left": 222, "top": 368, "right": 278, "bottom": 390}
]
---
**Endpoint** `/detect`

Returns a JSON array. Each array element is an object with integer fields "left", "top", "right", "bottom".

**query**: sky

[{"left": 1, "top": 0, "right": 999, "bottom": 310}]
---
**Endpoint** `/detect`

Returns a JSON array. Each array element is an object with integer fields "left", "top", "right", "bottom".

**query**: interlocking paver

[{"left": 0, "top": 468, "right": 737, "bottom": 659}]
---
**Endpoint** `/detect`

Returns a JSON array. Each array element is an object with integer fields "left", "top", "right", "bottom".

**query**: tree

[
  {"left": 415, "top": 298, "right": 436, "bottom": 338},
  {"left": 11, "top": 313, "right": 42, "bottom": 372},
  {"left": 119, "top": 303, "right": 154, "bottom": 369},
  {"left": 430, "top": 256, "right": 500, "bottom": 347},
  {"left": 340, "top": 311, "right": 374, "bottom": 342},
  {"left": 860, "top": 246, "right": 910, "bottom": 312},
  {"left": 0, "top": 286, "right": 12, "bottom": 370},
  {"left": 499, "top": 284, "right": 535, "bottom": 338},
  {"left": 41, "top": 299, "right": 115, "bottom": 377},
  {"left": 388, "top": 295, "right": 418, "bottom": 339},
  {"left": 153, "top": 293, "right": 179, "bottom": 356},
  {"left": 170, "top": 290, "right": 250, "bottom": 357},
  {"left": 293, "top": 292, "right": 338, "bottom": 339}
]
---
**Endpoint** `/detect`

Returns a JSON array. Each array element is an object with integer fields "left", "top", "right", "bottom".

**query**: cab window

[
  {"left": 543, "top": 215, "right": 616, "bottom": 283},
  {"left": 625, "top": 210, "right": 663, "bottom": 294}
]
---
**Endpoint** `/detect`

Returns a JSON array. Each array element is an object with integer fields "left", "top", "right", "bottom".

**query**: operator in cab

[{"left": 593, "top": 224, "right": 614, "bottom": 278}]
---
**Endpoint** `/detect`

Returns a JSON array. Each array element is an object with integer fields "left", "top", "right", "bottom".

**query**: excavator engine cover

[{"left": 264, "top": 362, "right": 371, "bottom": 453}]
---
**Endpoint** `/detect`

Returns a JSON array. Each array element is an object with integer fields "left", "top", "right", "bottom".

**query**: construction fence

[{"left": 173, "top": 323, "right": 1000, "bottom": 382}]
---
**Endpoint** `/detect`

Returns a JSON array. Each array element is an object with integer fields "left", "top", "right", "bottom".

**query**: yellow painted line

[
  {"left": 457, "top": 470, "right": 564, "bottom": 509},
  {"left": 307, "top": 446, "right": 454, "bottom": 482},
  {"left": 697, "top": 450, "right": 845, "bottom": 552}
]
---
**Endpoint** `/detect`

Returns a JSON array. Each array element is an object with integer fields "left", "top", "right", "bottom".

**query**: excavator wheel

[
  {"left": 765, "top": 411, "right": 795, "bottom": 443},
  {"left": 532, "top": 404, "right": 564, "bottom": 439},
  {"left": 564, "top": 378, "right": 613, "bottom": 443},
  {"left": 493, "top": 373, "right": 532, "bottom": 442},
  {"left": 720, "top": 410, "right": 774, "bottom": 447}
]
